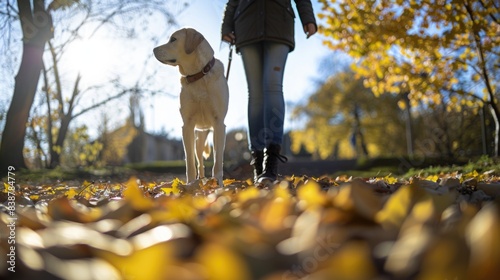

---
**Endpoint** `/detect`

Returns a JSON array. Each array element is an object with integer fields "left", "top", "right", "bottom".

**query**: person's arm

[
  {"left": 221, "top": 0, "right": 238, "bottom": 43},
  {"left": 294, "top": 0, "right": 317, "bottom": 38}
]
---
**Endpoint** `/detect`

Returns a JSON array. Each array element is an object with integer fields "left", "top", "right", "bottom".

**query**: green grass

[
  {"left": 404, "top": 155, "right": 500, "bottom": 177},
  {"left": 330, "top": 155, "right": 499, "bottom": 179}
]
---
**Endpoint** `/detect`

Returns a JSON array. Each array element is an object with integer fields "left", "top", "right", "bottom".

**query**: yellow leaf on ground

[
  {"left": 223, "top": 178, "right": 236, "bottom": 186},
  {"left": 260, "top": 197, "right": 292, "bottom": 232},
  {"left": 82, "top": 180, "right": 93, "bottom": 188},
  {"left": 466, "top": 203, "right": 500, "bottom": 279},
  {"left": 195, "top": 243, "right": 251, "bottom": 280},
  {"left": 3, "top": 182, "right": 11, "bottom": 193},
  {"left": 154, "top": 196, "right": 197, "bottom": 223},
  {"left": 123, "top": 177, "right": 154, "bottom": 211},
  {"left": 274, "top": 183, "right": 292, "bottom": 200},
  {"left": 297, "top": 180, "right": 326, "bottom": 209},
  {"left": 334, "top": 178, "right": 383, "bottom": 221},
  {"left": 98, "top": 242, "right": 173, "bottom": 280},
  {"left": 310, "top": 241, "right": 376, "bottom": 280},
  {"left": 161, "top": 178, "right": 182, "bottom": 195},
  {"left": 375, "top": 184, "right": 426, "bottom": 231},
  {"left": 237, "top": 187, "right": 261, "bottom": 204},
  {"left": 377, "top": 180, "right": 454, "bottom": 232},
  {"left": 418, "top": 233, "right": 469, "bottom": 280},
  {"left": 384, "top": 175, "right": 398, "bottom": 184},
  {"left": 65, "top": 188, "right": 78, "bottom": 199},
  {"left": 425, "top": 174, "right": 439, "bottom": 182}
]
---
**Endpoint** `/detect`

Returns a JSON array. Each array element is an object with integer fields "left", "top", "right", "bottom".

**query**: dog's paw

[{"left": 215, "top": 177, "right": 224, "bottom": 188}]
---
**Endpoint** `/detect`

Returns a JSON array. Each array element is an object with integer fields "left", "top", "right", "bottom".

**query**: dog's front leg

[
  {"left": 212, "top": 122, "right": 226, "bottom": 186},
  {"left": 182, "top": 124, "right": 196, "bottom": 183},
  {"left": 195, "top": 130, "right": 209, "bottom": 179}
]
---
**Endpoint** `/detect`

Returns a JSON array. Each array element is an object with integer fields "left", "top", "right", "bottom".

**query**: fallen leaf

[
  {"left": 297, "top": 180, "right": 326, "bottom": 210},
  {"left": 123, "top": 177, "right": 154, "bottom": 211},
  {"left": 195, "top": 242, "right": 251, "bottom": 280},
  {"left": 466, "top": 203, "right": 500, "bottom": 280},
  {"left": 310, "top": 241, "right": 377, "bottom": 280},
  {"left": 333, "top": 178, "right": 383, "bottom": 221}
]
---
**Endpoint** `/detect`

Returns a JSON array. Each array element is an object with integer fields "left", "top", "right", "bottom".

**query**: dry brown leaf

[
  {"left": 466, "top": 203, "right": 500, "bottom": 280},
  {"left": 333, "top": 178, "right": 383, "bottom": 221}
]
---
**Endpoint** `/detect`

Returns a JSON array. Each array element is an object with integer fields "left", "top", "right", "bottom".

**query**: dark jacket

[{"left": 221, "top": 0, "right": 317, "bottom": 52}]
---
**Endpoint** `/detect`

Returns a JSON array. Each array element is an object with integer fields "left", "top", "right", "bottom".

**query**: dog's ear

[{"left": 184, "top": 28, "right": 204, "bottom": 54}]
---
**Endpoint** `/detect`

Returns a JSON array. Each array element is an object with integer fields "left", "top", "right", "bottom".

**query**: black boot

[
  {"left": 258, "top": 143, "right": 288, "bottom": 183},
  {"left": 250, "top": 150, "right": 264, "bottom": 183}
]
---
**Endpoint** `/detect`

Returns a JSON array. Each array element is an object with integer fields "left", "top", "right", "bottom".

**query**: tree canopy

[
  {"left": 318, "top": 0, "right": 499, "bottom": 154},
  {"left": 291, "top": 68, "right": 407, "bottom": 159}
]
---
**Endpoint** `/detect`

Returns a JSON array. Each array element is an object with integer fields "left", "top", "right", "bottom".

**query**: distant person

[{"left": 221, "top": 0, "right": 317, "bottom": 183}]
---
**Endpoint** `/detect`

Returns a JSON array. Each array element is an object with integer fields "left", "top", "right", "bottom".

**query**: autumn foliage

[
  {"left": 2, "top": 171, "right": 500, "bottom": 279},
  {"left": 318, "top": 0, "right": 500, "bottom": 154}
]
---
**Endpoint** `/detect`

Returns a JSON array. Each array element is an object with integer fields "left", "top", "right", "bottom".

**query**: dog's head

[{"left": 153, "top": 28, "right": 207, "bottom": 67}]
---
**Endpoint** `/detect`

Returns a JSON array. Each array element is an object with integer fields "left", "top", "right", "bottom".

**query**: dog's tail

[{"left": 203, "top": 140, "right": 211, "bottom": 159}]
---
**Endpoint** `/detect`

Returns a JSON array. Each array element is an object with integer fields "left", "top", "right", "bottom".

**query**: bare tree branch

[
  {"left": 67, "top": 73, "right": 82, "bottom": 118},
  {"left": 48, "top": 40, "right": 64, "bottom": 111},
  {"left": 42, "top": 61, "right": 54, "bottom": 163},
  {"left": 72, "top": 88, "right": 131, "bottom": 119},
  {"left": 479, "top": 0, "right": 500, "bottom": 25}
]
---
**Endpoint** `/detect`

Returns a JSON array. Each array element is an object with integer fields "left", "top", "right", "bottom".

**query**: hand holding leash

[{"left": 222, "top": 32, "right": 236, "bottom": 44}]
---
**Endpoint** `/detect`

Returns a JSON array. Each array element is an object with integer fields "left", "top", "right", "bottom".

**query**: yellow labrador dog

[{"left": 153, "top": 28, "right": 229, "bottom": 185}]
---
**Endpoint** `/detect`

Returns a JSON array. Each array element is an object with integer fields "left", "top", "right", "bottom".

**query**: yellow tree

[
  {"left": 291, "top": 69, "right": 406, "bottom": 159},
  {"left": 318, "top": 0, "right": 500, "bottom": 155}
]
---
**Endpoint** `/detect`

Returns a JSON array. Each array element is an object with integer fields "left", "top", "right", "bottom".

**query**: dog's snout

[
  {"left": 153, "top": 47, "right": 165, "bottom": 63},
  {"left": 153, "top": 45, "right": 176, "bottom": 64},
  {"left": 153, "top": 47, "right": 160, "bottom": 58}
]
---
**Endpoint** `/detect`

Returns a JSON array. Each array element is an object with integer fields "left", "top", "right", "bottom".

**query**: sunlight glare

[{"left": 64, "top": 36, "right": 118, "bottom": 85}]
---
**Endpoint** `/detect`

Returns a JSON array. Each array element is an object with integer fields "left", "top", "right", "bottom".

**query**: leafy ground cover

[{"left": 2, "top": 163, "right": 500, "bottom": 279}]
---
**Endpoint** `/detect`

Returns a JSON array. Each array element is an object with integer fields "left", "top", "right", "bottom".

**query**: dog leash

[{"left": 225, "top": 44, "right": 234, "bottom": 80}]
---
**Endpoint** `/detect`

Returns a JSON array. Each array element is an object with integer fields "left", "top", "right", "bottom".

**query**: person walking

[{"left": 221, "top": 0, "right": 317, "bottom": 183}]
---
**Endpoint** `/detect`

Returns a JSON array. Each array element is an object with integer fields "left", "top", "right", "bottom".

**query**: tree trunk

[
  {"left": 49, "top": 115, "right": 71, "bottom": 168},
  {"left": 353, "top": 104, "right": 369, "bottom": 157},
  {"left": 0, "top": 44, "right": 46, "bottom": 170},
  {"left": 47, "top": 72, "right": 81, "bottom": 168},
  {"left": 480, "top": 105, "right": 488, "bottom": 155},
  {"left": 0, "top": 0, "right": 52, "bottom": 171},
  {"left": 402, "top": 92, "right": 414, "bottom": 157},
  {"left": 42, "top": 63, "right": 54, "bottom": 166},
  {"left": 489, "top": 103, "right": 500, "bottom": 157}
]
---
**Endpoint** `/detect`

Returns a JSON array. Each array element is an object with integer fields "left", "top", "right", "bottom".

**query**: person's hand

[
  {"left": 222, "top": 32, "right": 236, "bottom": 44},
  {"left": 303, "top": 22, "right": 317, "bottom": 39}
]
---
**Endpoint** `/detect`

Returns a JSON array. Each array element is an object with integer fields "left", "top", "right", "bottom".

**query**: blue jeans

[{"left": 240, "top": 42, "right": 289, "bottom": 151}]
